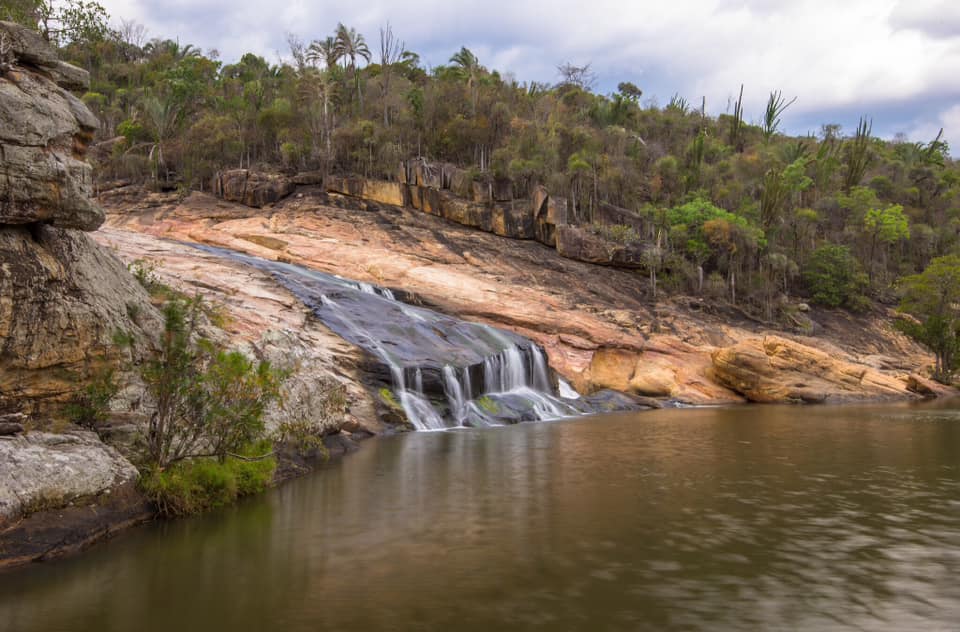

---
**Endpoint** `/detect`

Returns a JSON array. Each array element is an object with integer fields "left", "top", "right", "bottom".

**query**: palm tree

[
  {"left": 307, "top": 36, "right": 340, "bottom": 70},
  {"left": 334, "top": 23, "right": 371, "bottom": 110},
  {"left": 306, "top": 36, "right": 340, "bottom": 164},
  {"left": 449, "top": 46, "right": 480, "bottom": 115}
]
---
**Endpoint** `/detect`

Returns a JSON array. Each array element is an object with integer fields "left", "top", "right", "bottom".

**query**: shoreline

[
  {"left": 5, "top": 394, "right": 959, "bottom": 572},
  {"left": 0, "top": 431, "right": 372, "bottom": 571}
]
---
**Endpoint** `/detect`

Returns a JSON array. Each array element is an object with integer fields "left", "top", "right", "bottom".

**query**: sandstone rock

[
  {"left": 0, "top": 224, "right": 160, "bottom": 414},
  {"left": 629, "top": 364, "right": 677, "bottom": 397},
  {"left": 0, "top": 422, "right": 24, "bottom": 436},
  {"left": 711, "top": 335, "right": 914, "bottom": 403},
  {"left": 0, "top": 21, "right": 60, "bottom": 69},
  {"left": 0, "top": 430, "right": 139, "bottom": 527},
  {"left": 415, "top": 161, "right": 442, "bottom": 188},
  {"left": 490, "top": 200, "right": 535, "bottom": 239},
  {"left": 471, "top": 180, "right": 493, "bottom": 203},
  {"left": 0, "top": 21, "right": 103, "bottom": 231},
  {"left": 555, "top": 225, "right": 645, "bottom": 267},
  {"left": 292, "top": 170, "right": 325, "bottom": 186},
  {"left": 447, "top": 166, "right": 472, "bottom": 198},
  {"left": 215, "top": 169, "right": 294, "bottom": 208},
  {"left": 902, "top": 374, "right": 954, "bottom": 398},
  {"left": 595, "top": 201, "right": 645, "bottom": 232},
  {"left": 326, "top": 176, "right": 407, "bottom": 207}
]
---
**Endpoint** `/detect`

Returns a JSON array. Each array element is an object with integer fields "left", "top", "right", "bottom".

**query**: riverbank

[
  {"left": 2, "top": 191, "right": 951, "bottom": 570},
  {"left": 0, "top": 431, "right": 370, "bottom": 570}
]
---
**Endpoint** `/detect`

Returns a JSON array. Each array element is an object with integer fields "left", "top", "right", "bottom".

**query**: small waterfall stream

[{"left": 189, "top": 244, "right": 583, "bottom": 430}]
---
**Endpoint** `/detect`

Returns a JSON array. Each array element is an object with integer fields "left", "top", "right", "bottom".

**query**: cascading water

[{"left": 188, "top": 243, "right": 584, "bottom": 430}]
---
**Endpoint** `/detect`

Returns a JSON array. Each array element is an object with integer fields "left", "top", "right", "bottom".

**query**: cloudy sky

[{"left": 98, "top": 0, "right": 960, "bottom": 151}]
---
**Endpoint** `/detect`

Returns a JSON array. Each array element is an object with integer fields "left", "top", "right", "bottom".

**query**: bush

[
  {"left": 140, "top": 442, "right": 276, "bottom": 517},
  {"left": 802, "top": 244, "right": 868, "bottom": 309}
]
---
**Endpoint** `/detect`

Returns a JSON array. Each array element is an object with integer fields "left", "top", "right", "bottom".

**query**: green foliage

[
  {"left": 802, "top": 245, "right": 868, "bottom": 309},
  {"left": 140, "top": 442, "right": 276, "bottom": 517},
  {"left": 141, "top": 297, "right": 284, "bottom": 468},
  {"left": 863, "top": 204, "right": 909, "bottom": 244},
  {"left": 379, "top": 387, "right": 400, "bottom": 409},
  {"left": 589, "top": 223, "right": 639, "bottom": 244},
  {"left": 36, "top": 7, "right": 960, "bottom": 318},
  {"left": 64, "top": 362, "right": 118, "bottom": 430},
  {"left": 896, "top": 255, "right": 960, "bottom": 381},
  {"left": 762, "top": 90, "right": 796, "bottom": 141}
]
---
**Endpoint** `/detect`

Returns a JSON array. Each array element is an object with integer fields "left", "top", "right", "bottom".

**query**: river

[{"left": 2, "top": 403, "right": 959, "bottom": 631}]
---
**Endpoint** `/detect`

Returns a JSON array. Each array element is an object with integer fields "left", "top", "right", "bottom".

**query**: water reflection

[{"left": 2, "top": 403, "right": 960, "bottom": 630}]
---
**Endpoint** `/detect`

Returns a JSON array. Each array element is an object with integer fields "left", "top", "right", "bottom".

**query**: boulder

[
  {"left": 492, "top": 176, "right": 514, "bottom": 201},
  {"left": 595, "top": 201, "right": 645, "bottom": 232},
  {"left": 0, "top": 430, "right": 139, "bottom": 528},
  {"left": 710, "top": 335, "right": 914, "bottom": 403},
  {"left": 471, "top": 180, "right": 493, "bottom": 203},
  {"left": 215, "top": 170, "right": 294, "bottom": 208},
  {"left": 415, "top": 161, "right": 442, "bottom": 188},
  {"left": 0, "top": 21, "right": 103, "bottom": 231},
  {"left": 555, "top": 225, "right": 645, "bottom": 267},
  {"left": 490, "top": 200, "right": 535, "bottom": 239}
]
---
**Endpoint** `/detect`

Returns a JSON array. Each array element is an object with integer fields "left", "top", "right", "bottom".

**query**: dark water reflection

[{"left": 2, "top": 403, "right": 960, "bottom": 631}]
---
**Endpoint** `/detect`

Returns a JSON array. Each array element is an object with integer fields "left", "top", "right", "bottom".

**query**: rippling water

[{"left": 2, "top": 403, "right": 960, "bottom": 631}]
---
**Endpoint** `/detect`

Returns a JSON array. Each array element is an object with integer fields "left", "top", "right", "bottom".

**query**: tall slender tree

[{"left": 334, "top": 23, "right": 371, "bottom": 110}]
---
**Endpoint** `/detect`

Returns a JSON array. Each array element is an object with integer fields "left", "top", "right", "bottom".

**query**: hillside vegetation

[{"left": 5, "top": 1, "right": 960, "bottom": 339}]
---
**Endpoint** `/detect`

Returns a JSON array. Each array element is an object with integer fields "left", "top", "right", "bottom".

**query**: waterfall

[
  {"left": 558, "top": 378, "right": 581, "bottom": 400},
  {"left": 186, "top": 242, "right": 582, "bottom": 431}
]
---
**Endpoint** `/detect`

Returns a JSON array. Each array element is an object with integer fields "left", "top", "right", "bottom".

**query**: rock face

[
  {"left": 0, "top": 21, "right": 103, "bottom": 231},
  {"left": 0, "top": 23, "right": 160, "bottom": 415},
  {"left": 0, "top": 430, "right": 139, "bottom": 527},
  {"left": 555, "top": 225, "right": 645, "bottom": 267},
  {"left": 103, "top": 189, "right": 943, "bottom": 406},
  {"left": 0, "top": 224, "right": 159, "bottom": 414},
  {"left": 710, "top": 335, "right": 916, "bottom": 403},
  {"left": 214, "top": 169, "right": 294, "bottom": 208}
]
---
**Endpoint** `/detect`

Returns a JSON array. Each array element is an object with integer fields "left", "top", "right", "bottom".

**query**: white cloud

[{"left": 98, "top": 0, "right": 960, "bottom": 146}]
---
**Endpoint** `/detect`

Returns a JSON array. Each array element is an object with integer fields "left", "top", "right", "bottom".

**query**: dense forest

[{"left": 5, "top": 1, "right": 960, "bottom": 335}]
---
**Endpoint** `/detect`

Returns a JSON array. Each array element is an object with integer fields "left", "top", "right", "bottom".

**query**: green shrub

[
  {"left": 802, "top": 244, "right": 868, "bottom": 308},
  {"left": 140, "top": 443, "right": 276, "bottom": 517}
]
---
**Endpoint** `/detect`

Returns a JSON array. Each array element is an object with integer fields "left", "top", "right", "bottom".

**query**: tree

[
  {"left": 762, "top": 90, "right": 796, "bottom": 141},
  {"left": 378, "top": 22, "right": 405, "bottom": 127},
  {"left": 142, "top": 298, "right": 282, "bottom": 467},
  {"left": 556, "top": 61, "right": 596, "bottom": 90},
  {"left": 617, "top": 81, "right": 642, "bottom": 102},
  {"left": 862, "top": 204, "right": 909, "bottom": 282},
  {"left": 843, "top": 116, "right": 873, "bottom": 190},
  {"left": 450, "top": 46, "right": 480, "bottom": 115},
  {"left": 334, "top": 23, "right": 371, "bottom": 110},
  {"left": 802, "top": 244, "right": 867, "bottom": 308},
  {"left": 897, "top": 255, "right": 960, "bottom": 382}
]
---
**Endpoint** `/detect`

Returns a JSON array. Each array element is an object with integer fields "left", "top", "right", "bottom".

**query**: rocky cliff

[
  {"left": 0, "top": 21, "right": 159, "bottom": 417},
  {"left": 0, "top": 24, "right": 382, "bottom": 565}
]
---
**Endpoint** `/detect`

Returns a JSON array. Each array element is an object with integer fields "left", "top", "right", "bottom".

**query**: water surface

[{"left": 2, "top": 403, "right": 959, "bottom": 631}]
